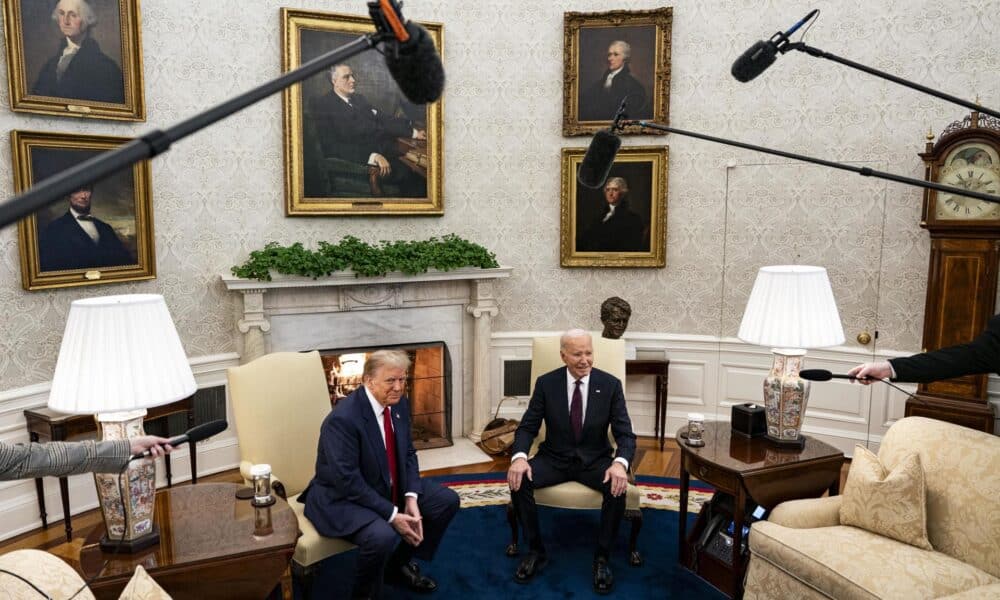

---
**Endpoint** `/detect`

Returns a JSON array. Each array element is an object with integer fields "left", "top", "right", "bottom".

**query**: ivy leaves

[{"left": 231, "top": 235, "right": 499, "bottom": 281}]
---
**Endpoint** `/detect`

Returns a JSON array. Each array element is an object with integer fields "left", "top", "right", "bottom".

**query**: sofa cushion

[
  {"left": 118, "top": 565, "right": 172, "bottom": 599},
  {"left": 839, "top": 445, "right": 932, "bottom": 550},
  {"left": 750, "top": 521, "right": 998, "bottom": 600}
]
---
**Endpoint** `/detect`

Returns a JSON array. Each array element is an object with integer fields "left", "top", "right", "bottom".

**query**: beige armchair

[
  {"left": 227, "top": 351, "right": 354, "bottom": 599},
  {"left": 744, "top": 417, "right": 1000, "bottom": 600},
  {"left": 505, "top": 334, "right": 643, "bottom": 566}
]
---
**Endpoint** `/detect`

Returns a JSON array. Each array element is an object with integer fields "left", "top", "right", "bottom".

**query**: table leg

[
  {"left": 59, "top": 477, "right": 72, "bottom": 542},
  {"left": 30, "top": 433, "right": 48, "bottom": 528},
  {"left": 733, "top": 485, "right": 746, "bottom": 599},
  {"left": 165, "top": 454, "right": 173, "bottom": 488},
  {"left": 657, "top": 375, "right": 668, "bottom": 451},
  {"left": 654, "top": 375, "right": 662, "bottom": 449},
  {"left": 187, "top": 408, "right": 198, "bottom": 484},
  {"left": 678, "top": 465, "right": 689, "bottom": 565}
]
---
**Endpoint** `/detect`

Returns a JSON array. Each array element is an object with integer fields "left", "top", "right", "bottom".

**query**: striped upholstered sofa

[{"left": 744, "top": 417, "right": 1000, "bottom": 600}]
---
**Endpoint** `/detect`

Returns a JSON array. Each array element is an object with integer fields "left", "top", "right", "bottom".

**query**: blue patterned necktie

[{"left": 570, "top": 379, "right": 583, "bottom": 442}]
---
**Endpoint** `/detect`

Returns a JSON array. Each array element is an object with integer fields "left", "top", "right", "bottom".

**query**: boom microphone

[
  {"left": 799, "top": 369, "right": 868, "bottom": 382},
  {"left": 577, "top": 99, "right": 629, "bottom": 189},
  {"left": 129, "top": 419, "right": 228, "bottom": 461},
  {"left": 731, "top": 9, "right": 818, "bottom": 82},
  {"left": 370, "top": 1, "right": 445, "bottom": 104}
]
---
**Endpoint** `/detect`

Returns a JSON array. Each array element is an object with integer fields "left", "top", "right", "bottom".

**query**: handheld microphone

[
  {"left": 369, "top": 0, "right": 445, "bottom": 104},
  {"left": 129, "top": 419, "right": 228, "bottom": 461},
  {"left": 577, "top": 99, "right": 628, "bottom": 189},
  {"left": 731, "top": 9, "right": 818, "bottom": 82},
  {"left": 799, "top": 369, "right": 869, "bottom": 382}
]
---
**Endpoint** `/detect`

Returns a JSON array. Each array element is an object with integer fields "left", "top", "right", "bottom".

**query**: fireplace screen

[{"left": 319, "top": 342, "right": 452, "bottom": 450}]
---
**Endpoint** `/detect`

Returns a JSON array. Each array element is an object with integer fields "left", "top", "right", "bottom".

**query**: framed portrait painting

[
  {"left": 563, "top": 8, "right": 672, "bottom": 136},
  {"left": 2, "top": 0, "right": 145, "bottom": 121},
  {"left": 561, "top": 145, "right": 668, "bottom": 268},
  {"left": 13, "top": 131, "right": 155, "bottom": 290},
  {"left": 282, "top": 8, "right": 443, "bottom": 216}
]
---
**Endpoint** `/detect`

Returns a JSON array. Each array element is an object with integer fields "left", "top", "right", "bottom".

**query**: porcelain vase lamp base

[
  {"left": 94, "top": 410, "right": 160, "bottom": 553},
  {"left": 763, "top": 348, "right": 810, "bottom": 450}
]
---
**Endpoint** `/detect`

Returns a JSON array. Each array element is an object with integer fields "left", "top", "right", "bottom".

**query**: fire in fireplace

[{"left": 319, "top": 342, "right": 452, "bottom": 450}]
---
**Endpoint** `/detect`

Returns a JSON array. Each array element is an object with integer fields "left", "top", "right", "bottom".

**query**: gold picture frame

[
  {"left": 2, "top": 0, "right": 146, "bottom": 121},
  {"left": 13, "top": 130, "right": 156, "bottom": 290},
  {"left": 561, "top": 145, "right": 668, "bottom": 268},
  {"left": 282, "top": 8, "right": 444, "bottom": 216},
  {"left": 563, "top": 7, "right": 672, "bottom": 136}
]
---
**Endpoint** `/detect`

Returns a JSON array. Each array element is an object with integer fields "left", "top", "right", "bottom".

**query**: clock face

[{"left": 935, "top": 142, "right": 1000, "bottom": 220}]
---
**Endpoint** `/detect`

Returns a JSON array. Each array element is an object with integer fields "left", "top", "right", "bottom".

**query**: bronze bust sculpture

[{"left": 600, "top": 297, "right": 631, "bottom": 339}]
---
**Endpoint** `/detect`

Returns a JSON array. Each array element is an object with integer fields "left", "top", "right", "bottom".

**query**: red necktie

[
  {"left": 383, "top": 406, "right": 398, "bottom": 504},
  {"left": 571, "top": 379, "right": 583, "bottom": 442}
]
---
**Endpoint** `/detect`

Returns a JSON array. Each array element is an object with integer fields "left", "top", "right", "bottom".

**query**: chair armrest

[
  {"left": 768, "top": 495, "right": 842, "bottom": 529},
  {"left": 239, "top": 460, "right": 254, "bottom": 485}
]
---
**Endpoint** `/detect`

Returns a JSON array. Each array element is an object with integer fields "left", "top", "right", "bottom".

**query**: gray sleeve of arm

[{"left": 0, "top": 439, "right": 131, "bottom": 481}]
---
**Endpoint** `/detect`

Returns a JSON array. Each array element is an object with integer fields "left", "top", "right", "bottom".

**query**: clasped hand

[{"left": 392, "top": 496, "right": 424, "bottom": 546}]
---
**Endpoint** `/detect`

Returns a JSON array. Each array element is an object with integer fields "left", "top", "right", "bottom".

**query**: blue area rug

[{"left": 295, "top": 475, "right": 724, "bottom": 599}]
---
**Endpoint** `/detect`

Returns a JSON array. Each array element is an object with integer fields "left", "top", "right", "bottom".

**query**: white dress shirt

[{"left": 364, "top": 386, "right": 418, "bottom": 523}]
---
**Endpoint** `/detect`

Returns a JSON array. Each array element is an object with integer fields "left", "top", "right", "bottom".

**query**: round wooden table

[{"left": 73, "top": 482, "right": 299, "bottom": 599}]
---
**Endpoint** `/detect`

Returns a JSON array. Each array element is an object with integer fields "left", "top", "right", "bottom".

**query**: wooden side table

[
  {"left": 23, "top": 397, "right": 196, "bottom": 541},
  {"left": 626, "top": 359, "right": 670, "bottom": 449},
  {"left": 677, "top": 422, "right": 843, "bottom": 599},
  {"left": 74, "top": 483, "right": 298, "bottom": 599}
]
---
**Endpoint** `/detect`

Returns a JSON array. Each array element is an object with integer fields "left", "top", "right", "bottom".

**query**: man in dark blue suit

[
  {"left": 507, "top": 329, "right": 636, "bottom": 595},
  {"left": 301, "top": 350, "right": 460, "bottom": 599}
]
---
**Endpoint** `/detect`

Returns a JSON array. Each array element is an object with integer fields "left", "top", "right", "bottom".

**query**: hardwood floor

[{"left": 2, "top": 436, "right": 847, "bottom": 556}]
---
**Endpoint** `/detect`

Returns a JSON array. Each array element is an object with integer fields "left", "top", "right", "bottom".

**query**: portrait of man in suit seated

[
  {"left": 30, "top": 0, "right": 125, "bottom": 104},
  {"left": 307, "top": 63, "right": 427, "bottom": 198},
  {"left": 301, "top": 349, "right": 460, "bottom": 599},
  {"left": 507, "top": 329, "right": 636, "bottom": 595},
  {"left": 38, "top": 184, "right": 134, "bottom": 272}
]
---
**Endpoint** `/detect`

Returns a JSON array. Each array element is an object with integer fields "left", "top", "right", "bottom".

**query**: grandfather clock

[{"left": 907, "top": 110, "right": 1000, "bottom": 432}]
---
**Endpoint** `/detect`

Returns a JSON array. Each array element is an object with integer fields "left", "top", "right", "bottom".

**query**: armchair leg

[
  {"left": 505, "top": 501, "right": 519, "bottom": 556},
  {"left": 626, "top": 508, "right": 643, "bottom": 566},
  {"left": 291, "top": 561, "right": 317, "bottom": 600}
]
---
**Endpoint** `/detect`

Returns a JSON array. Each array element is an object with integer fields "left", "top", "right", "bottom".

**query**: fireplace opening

[{"left": 319, "top": 342, "right": 452, "bottom": 450}]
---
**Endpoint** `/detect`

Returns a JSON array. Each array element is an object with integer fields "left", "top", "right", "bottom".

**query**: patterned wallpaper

[{"left": 0, "top": 0, "right": 997, "bottom": 390}]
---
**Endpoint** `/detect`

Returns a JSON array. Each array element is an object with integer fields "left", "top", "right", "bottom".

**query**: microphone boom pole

[
  {"left": 0, "top": 33, "right": 387, "bottom": 230},
  {"left": 628, "top": 119, "right": 1000, "bottom": 205},
  {"left": 783, "top": 42, "right": 1000, "bottom": 121}
]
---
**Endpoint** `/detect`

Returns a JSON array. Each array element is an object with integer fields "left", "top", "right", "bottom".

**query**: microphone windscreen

[
  {"left": 731, "top": 40, "right": 778, "bottom": 82},
  {"left": 577, "top": 129, "right": 621, "bottom": 189},
  {"left": 185, "top": 419, "right": 228, "bottom": 444},
  {"left": 798, "top": 369, "right": 833, "bottom": 382},
  {"left": 384, "top": 21, "right": 445, "bottom": 104}
]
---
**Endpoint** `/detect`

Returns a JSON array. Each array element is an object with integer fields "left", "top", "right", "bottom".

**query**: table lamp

[
  {"left": 737, "top": 266, "right": 844, "bottom": 448},
  {"left": 48, "top": 294, "right": 196, "bottom": 552}
]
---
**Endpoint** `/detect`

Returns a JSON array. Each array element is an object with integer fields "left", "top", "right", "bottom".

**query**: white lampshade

[
  {"left": 48, "top": 294, "right": 197, "bottom": 415},
  {"left": 738, "top": 265, "right": 845, "bottom": 349}
]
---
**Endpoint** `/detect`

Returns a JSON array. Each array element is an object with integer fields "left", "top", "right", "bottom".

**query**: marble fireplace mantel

[{"left": 221, "top": 267, "right": 512, "bottom": 438}]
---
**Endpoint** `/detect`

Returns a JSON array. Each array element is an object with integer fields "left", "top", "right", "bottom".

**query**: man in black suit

[
  {"left": 579, "top": 40, "right": 648, "bottom": 122},
  {"left": 507, "top": 329, "right": 636, "bottom": 595},
  {"left": 307, "top": 63, "right": 426, "bottom": 197},
  {"left": 848, "top": 314, "right": 1000, "bottom": 383},
  {"left": 301, "top": 350, "right": 460, "bottom": 599},
  {"left": 578, "top": 177, "right": 646, "bottom": 252},
  {"left": 39, "top": 185, "right": 133, "bottom": 272},
  {"left": 31, "top": 0, "right": 125, "bottom": 104}
]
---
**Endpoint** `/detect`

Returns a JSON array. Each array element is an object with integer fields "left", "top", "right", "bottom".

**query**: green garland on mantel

[{"left": 230, "top": 234, "right": 499, "bottom": 281}]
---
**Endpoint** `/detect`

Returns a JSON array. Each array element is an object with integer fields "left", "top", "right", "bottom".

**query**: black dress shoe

[
  {"left": 593, "top": 557, "right": 614, "bottom": 595},
  {"left": 393, "top": 561, "right": 437, "bottom": 593},
  {"left": 514, "top": 551, "right": 548, "bottom": 583}
]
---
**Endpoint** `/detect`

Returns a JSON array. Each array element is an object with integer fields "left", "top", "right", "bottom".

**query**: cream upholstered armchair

[
  {"left": 227, "top": 351, "right": 354, "bottom": 598},
  {"left": 505, "top": 334, "right": 643, "bottom": 566}
]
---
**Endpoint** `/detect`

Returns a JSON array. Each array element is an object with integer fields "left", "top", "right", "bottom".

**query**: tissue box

[{"left": 732, "top": 403, "right": 766, "bottom": 438}]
